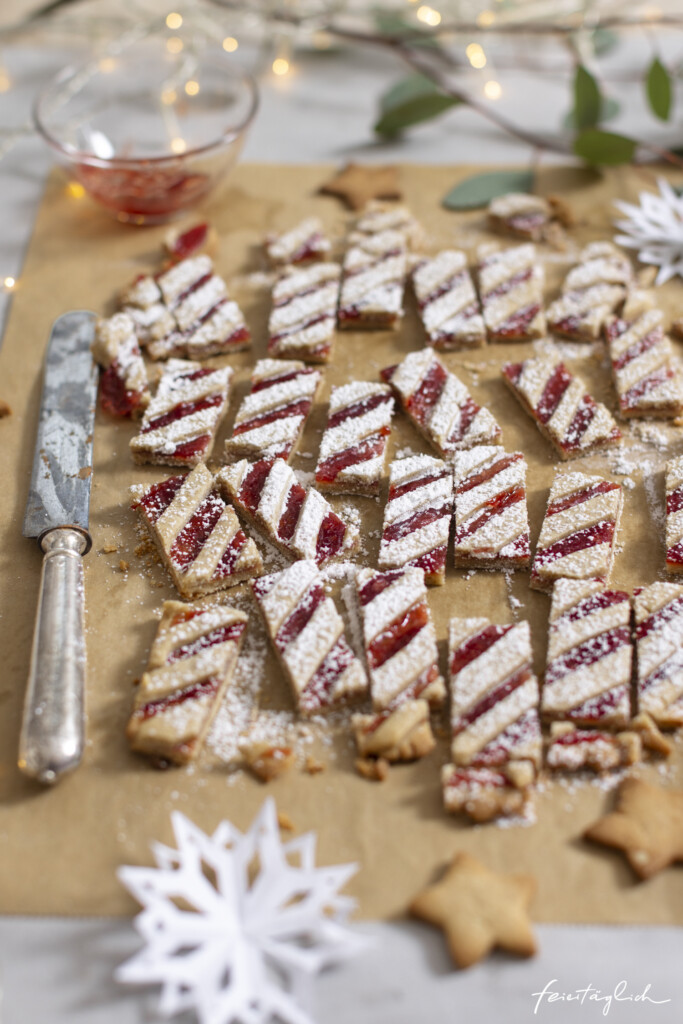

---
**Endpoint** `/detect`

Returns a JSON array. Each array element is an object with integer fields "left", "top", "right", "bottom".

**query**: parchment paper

[{"left": 1, "top": 163, "right": 682, "bottom": 922}]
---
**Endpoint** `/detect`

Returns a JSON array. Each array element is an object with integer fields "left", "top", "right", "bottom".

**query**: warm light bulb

[
  {"left": 171, "top": 137, "right": 187, "bottom": 154},
  {"left": 98, "top": 57, "right": 117, "bottom": 74},
  {"left": 161, "top": 88, "right": 177, "bottom": 105},
  {"left": 484, "top": 79, "right": 502, "bottom": 100},
  {"left": 477, "top": 10, "right": 495, "bottom": 26},
  {"left": 416, "top": 5, "right": 442, "bottom": 26},
  {"left": 272, "top": 58, "right": 290, "bottom": 76},
  {"left": 166, "top": 37, "right": 183, "bottom": 54},
  {"left": 184, "top": 80, "right": 200, "bottom": 96},
  {"left": 222, "top": 37, "right": 239, "bottom": 53},
  {"left": 67, "top": 182, "right": 86, "bottom": 199},
  {"left": 0, "top": 71, "right": 11, "bottom": 92},
  {"left": 3, "top": 276, "right": 16, "bottom": 290},
  {"left": 166, "top": 12, "right": 183, "bottom": 29},
  {"left": 466, "top": 43, "right": 487, "bottom": 69}
]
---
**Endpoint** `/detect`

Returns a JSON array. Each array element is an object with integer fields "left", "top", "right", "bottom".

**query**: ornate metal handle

[{"left": 18, "top": 528, "right": 88, "bottom": 784}]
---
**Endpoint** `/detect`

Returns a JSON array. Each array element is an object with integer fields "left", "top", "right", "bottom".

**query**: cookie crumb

[
  {"left": 0, "top": 400, "right": 11, "bottom": 418},
  {"left": 355, "top": 757, "right": 389, "bottom": 781},
  {"left": 243, "top": 742, "right": 295, "bottom": 783},
  {"left": 277, "top": 811, "right": 295, "bottom": 832},
  {"left": 101, "top": 543, "right": 118, "bottom": 553},
  {"left": 119, "top": 559, "right": 129, "bottom": 572},
  {"left": 304, "top": 754, "right": 325, "bottom": 775}
]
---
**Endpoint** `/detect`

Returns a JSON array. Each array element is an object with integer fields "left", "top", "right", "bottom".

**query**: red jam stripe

[
  {"left": 456, "top": 453, "right": 521, "bottom": 494},
  {"left": 214, "top": 528, "right": 252, "bottom": 578},
  {"left": 450, "top": 624, "right": 511, "bottom": 676},
  {"left": 367, "top": 601, "right": 429, "bottom": 670},
  {"left": 238, "top": 460, "right": 272, "bottom": 514},
  {"left": 168, "top": 492, "right": 224, "bottom": 570},
  {"left": 482, "top": 266, "right": 533, "bottom": 300},
  {"left": 167, "top": 621, "right": 247, "bottom": 664},
  {"left": 534, "top": 520, "right": 615, "bottom": 566},
  {"left": 611, "top": 328, "right": 661, "bottom": 371},
  {"left": 133, "top": 474, "right": 185, "bottom": 522},
  {"left": 545, "top": 626, "right": 631, "bottom": 683},
  {"left": 141, "top": 394, "right": 225, "bottom": 434},
  {"left": 452, "top": 666, "right": 531, "bottom": 731},
  {"left": 635, "top": 593, "right": 683, "bottom": 640},
  {"left": 494, "top": 303, "right": 541, "bottom": 339},
  {"left": 556, "top": 590, "right": 629, "bottom": 627},
  {"left": 315, "top": 513, "right": 347, "bottom": 565},
  {"left": 137, "top": 677, "right": 220, "bottom": 721},
  {"left": 546, "top": 480, "right": 619, "bottom": 516},
  {"left": 382, "top": 503, "right": 451, "bottom": 544},
  {"left": 277, "top": 484, "right": 307, "bottom": 542},
  {"left": 316, "top": 433, "right": 388, "bottom": 484},
  {"left": 361, "top": 663, "right": 440, "bottom": 735},
  {"left": 327, "top": 391, "right": 392, "bottom": 429},
  {"left": 389, "top": 469, "right": 450, "bottom": 502},
  {"left": 232, "top": 398, "right": 312, "bottom": 437},
  {"left": 358, "top": 569, "right": 405, "bottom": 606},
  {"left": 535, "top": 363, "right": 573, "bottom": 423},
  {"left": 446, "top": 396, "right": 480, "bottom": 445},
  {"left": 453, "top": 486, "right": 525, "bottom": 542},
  {"left": 473, "top": 708, "right": 539, "bottom": 766},
  {"left": 300, "top": 639, "right": 357, "bottom": 713},
  {"left": 563, "top": 397, "right": 598, "bottom": 450},
  {"left": 405, "top": 359, "right": 447, "bottom": 426},
  {"left": 100, "top": 363, "right": 143, "bottom": 418},
  {"left": 276, "top": 582, "right": 326, "bottom": 649}
]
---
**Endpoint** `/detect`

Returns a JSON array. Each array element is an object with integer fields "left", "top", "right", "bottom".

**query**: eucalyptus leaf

[
  {"left": 573, "top": 129, "right": 636, "bottom": 166},
  {"left": 573, "top": 65, "right": 602, "bottom": 132},
  {"left": 646, "top": 58, "right": 672, "bottom": 121},
  {"left": 563, "top": 96, "right": 619, "bottom": 131},
  {"left": 375, "top": 75, "right": 460, "bottom": 138},
  {"left": 591, "top": 27, "right": 619, "bottom": 56},
  {"left": 442, "top": 169, "right": 535, "bottom": 211}
]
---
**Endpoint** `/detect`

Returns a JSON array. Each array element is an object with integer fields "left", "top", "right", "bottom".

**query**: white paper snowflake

[
  {"left": 116, "top": 798, "right": 367, "bottom": 1024},
  {"left": 614, "top": 177, "right": 683, "bottom": 285}
]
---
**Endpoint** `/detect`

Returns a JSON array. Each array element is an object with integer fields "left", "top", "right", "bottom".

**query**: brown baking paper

[{"left": 1, "top": 163, "right": 682, "bottom": 923}]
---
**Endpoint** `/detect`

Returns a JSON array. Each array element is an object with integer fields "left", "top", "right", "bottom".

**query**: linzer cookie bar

[
  {"left": 126, "top": 599, "right": 248, "bottom": 765},
  {"left": 381, "top": 349, "right": 501, "bottom": 457},
  {"left": 665, "top": 456, "right": 683, "bottom": 573},
  {"left": 477, "top": 243, "right": 546, "bottom": 342},
  {"left": 92, "top": 312, "right": 150, "bottom": 418},
  {"left": 267, "top": 263, "right": 341, "bottom": 362},
  {"left": 120, "top": 276, "right": 176, "bottom": 349},
  {"left": 412, "top": 250, "right": 485, "bottom": 351},
  {"left": 224, "top": 359, "right": 321, "bottom": 464},
  {"left": 452, "top": 446, "right": 530, "bottom": 570},
  {"left": 338, "top": 228, "right": 408, "bottom": 330},
  {"left": 153, "top": 255, "right": 250, "bottom": 360},
  {"left": 252, "top": 559, "right": 367, "bottom": 715},
  {"left": 130, "top": 360, "right": 232, "bottom": 467},
  {"left": 542, "top": 579, "right": 632, "bottom": 729},
  {"left": 604, "top": 309, "right": 683, "bottom": 420},
  {"left": 487, "top": 193, "right": 554, "bottom": 241},
  {"left": 547, "top": 241, "right": 632, "bottom": 341},
  {"left": 378, "top": 454, "right": 453, "bottom": 586},
  {"left": 530, "top": 471, "right": 622, "bottom": 592},
  {"left": 634, "top": 583, "right": 683, "bottom": 727},
  {"left": 349, "top": 201, "right": 423, "bottom": 246},
  {"left": 131, "top": 465, "right": 263, "bottom": 599},
  {"left": 448, "top": 618, "right": 542, "bottom": 771},
  {"left": 502, "top": 353, "right": 622, "bottom": 459},
  {"left": 265, "top": 217, "right": 331, "bottom": 267},
  {"left": 315, "top": 381, "right": 394, "bottom": 496},
  {"left": 441, "top": 763, "right": 535, "bottom": 823},
  {"left": 545, "top": 723, "right": 641, "bottom": 772},
  {"left": 217, "top": 458, "right": 358, "bottom": 566},
  {"left": 352, "top": 566, "right": 445, "bottom": 762}
]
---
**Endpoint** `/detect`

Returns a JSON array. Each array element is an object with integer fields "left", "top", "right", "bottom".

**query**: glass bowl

[{"left": 34, "top": 38, "right": 259, "bottom": 224}]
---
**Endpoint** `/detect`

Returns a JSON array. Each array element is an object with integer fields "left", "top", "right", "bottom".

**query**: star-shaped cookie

[
  {"left": 318, "top": 163, "right": 402, "bottom": 210},
  {"left": 584, "top": 777, "right": 683, "bottom": 879},
  {"left": 409, "top": 851, "right": 537, "bottom": 969}
]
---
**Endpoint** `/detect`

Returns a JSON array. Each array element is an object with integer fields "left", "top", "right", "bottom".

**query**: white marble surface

[{"left": 1, "top": 28, "right": 683, "bottom": 1024}]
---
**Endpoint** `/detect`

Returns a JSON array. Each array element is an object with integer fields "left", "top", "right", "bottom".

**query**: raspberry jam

[
  {"left": 167, "top": 621, "right": 246, "bottom": 664},
  {"left": 546, "top": 480, "right": 619, "bottom": 517},
  {"left": 535, "top": 362, "right": 572, "bottom": 423},
  {"left": 367, "top": 601, "right": 429, "bottom": 670},
  {"left": 133, "top": 474, "right": 185, "bottom": 522},
  {"left": 76, "top": 163, "right": 210, "bottom": 222},
  {"left": 169, "top": 492, "right": 224, "bottom": 569},
  {"left": 100, "top": 363, "right": 143, "bottom": 417},
  {"left": 168, "top": 223, "right": 210, "bottom": 261},
  {"left": 447, "top": 396, "right": 479, "bottom": 446},
  {"left": 233, "top": 399, "right": 311, "bottom": 438},
  {"left": 276, "top": 583, "right": 326, "bottom": 649},
  {"left": 315, "top": 512, "right": 346, "bottom": 565},
  {"left": 405, "top": 359, "right": 447, "bottom": 426},
  {"left": 383, "top": 503, "right": 450, "bottom": 543},
  {"left": 315, "top": 432, "right": 388, "bottom": 484},
  {"left": 451, "top": 624, "right": 510, "bottom": 676},
  {"left": 141, "top": 394, "right": 224, "bottom": 434},
  {"left": 327, "top": 391, "right": 392, "bottom": 429},
  {"left": 300, "top": 639, "right": 356, "bottom": 713},
  {"left": 277, "top": 485, "right": 306, "bottom": 542},
  {"left": 238, "top": 460, "right": 272, "bottom": 514}
]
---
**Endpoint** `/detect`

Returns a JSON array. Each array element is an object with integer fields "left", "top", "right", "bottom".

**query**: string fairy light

[
  {"left": 0, "top": 69, "right": 11, "bottom": 92},
  {"left": 3, "top": 276, "right": 16, "bottom": 291},
  {"left": 416, "top": 5, "right": 441, "bottom": 26},
  {"left": 184, "top": 80, "right": 200, "bottom": 96},
  {"left": 166, "top": 36, "right": 183, "bottom": 54},
  {"left": 165, "top": 12, "right": 183, "bottom": 30},
  {"left": 161, "top": 88, "right": 177, "bottom": 105},
  {"left": 272, "top": 57, "right": 290, "bottom": 76},
  {"left": 67, "top": 182, "right": 85, "bottom": 199},
  {"left": 477, "top": 10, "right": 495, "bottom": 27},
  {"left": 484, "top": 80, "right": 502, "bottom": 100},
  {"left": 170, "top": 137, "right": 187, "bottom": 153},
  {"left": 98, "top": 57, "right": 117, "bottom": 74},
  {"left": 466, "top": 43, "right": 487, "bottom": 69},
  {"left": 222, "top": 36, "right": 238, "bottom": 52}
]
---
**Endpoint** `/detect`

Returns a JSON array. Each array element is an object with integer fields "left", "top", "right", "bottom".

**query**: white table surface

[{"left": 1, "top": 24, "right": 682, "bottom": 1024}]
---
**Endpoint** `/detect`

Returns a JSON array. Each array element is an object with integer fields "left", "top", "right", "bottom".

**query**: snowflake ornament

[
  {"left": 116, "top": 798, "right": 367, "bottom": 1024},
  {"left": 614, "top": 177, "right": 683, "bottom": 285}
]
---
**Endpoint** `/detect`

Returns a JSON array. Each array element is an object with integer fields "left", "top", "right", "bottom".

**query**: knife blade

[{"left": 20, "top": 310, "right": 98, "bottom": 784}]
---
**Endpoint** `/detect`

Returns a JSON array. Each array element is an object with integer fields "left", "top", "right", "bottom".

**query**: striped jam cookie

[
  {"left": 315, "top": 381, "right": 394, "bottom": 496},
  {"left": 352, "top": 566, "right": 445, "bottom": 762},
  {"left": 267, "top": 263, "right": 341, "bottom": 363},
  {"left": 542, "top": 578, "right": 632, "bottom": 729},
  {"left": 604, "top": 309, "right": 683, "bottom": 420},
  {"left": 382, "top": 349, "right": 501, "bottom": 457},
  {"left": 130, "top": 359, "right": 231, "bottom": 467},
  {"left": 252, "top": 559, "right": 367, "bottom": 715},
  {"left": 634, "top": 582, "right": 683, "bottom": 728},
  {"left": 412, "top": 250, "right": 485, "bottom": 351},
  {"left": 217, "top": 458, "right": 358, "bottom": 566},
  {"left": 452, "top": 446, "right": 530, "bottom": 570},
  {"left": 92, "top": 312, "right": 150, "bottom": 418},
  {"left": 502, "top": 353, "right": 622, "bottom": 459},
  {"left": 131, "top": 465, "right": 263, "bottom": 599},
  {"left": 546, "top": 241, "right": 632, "bottom": 342},
  {"left": 126, "top": 599, "right": 248, "bottom": 765},
  {"left": 530, "top": 472, "right": 623, "bottom": 592},
  {"left": 224, "top": 359, "right": 321, "bottom": 464},
  {"left": 265, "top": 217, "right": 331, "bottom": 267},
  {"left": 378, "top": 454, "right": 453, "bottom": 586},
  {"left": 477, "top": 243, "right": 546, "bottom": 342}
]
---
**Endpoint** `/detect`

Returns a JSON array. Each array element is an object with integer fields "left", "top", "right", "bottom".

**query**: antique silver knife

[{"left": 20, "top": 310, "right": 98, "bottom": 784}]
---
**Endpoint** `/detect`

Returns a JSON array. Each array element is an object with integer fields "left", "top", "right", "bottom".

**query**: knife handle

[{"left": 19, "top": 527, "right": 89, "bottom": 785}]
